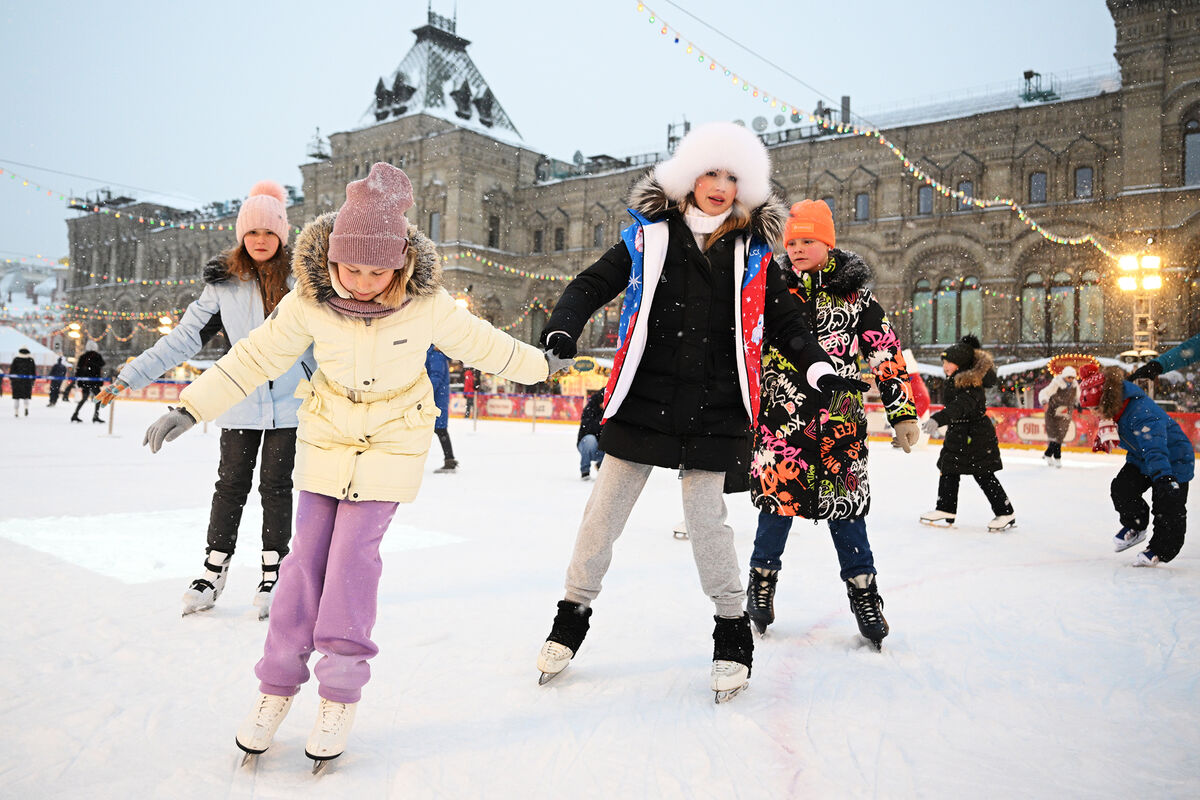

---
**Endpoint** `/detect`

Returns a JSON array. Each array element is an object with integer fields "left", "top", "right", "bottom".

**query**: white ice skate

[
  {"left": 306, "top": 699, "right": 357, "bottom": 775},
  {"left": 711, "top": 661, "right": 749, "bottom": 704},
  {"left": 252, "top": 551, "right": 281, "bottom": 621},
  {"left": 1132, "top": 549, "right": 1161, "bottom": 567},
  {"left": 987, "top": 514, "right": 1017, "bottom": 532},
  {"left": 1113, "top": 527, "right": 1147, "bottom": 552},
  {"left": 181, "top": 550, "right": 231, "bottom": 616},
  {"left": 919, "top": 510, "right": 956, "bottom": 527},
  {"left": 536, "top": 641, "right": 575, "bottom": 685},
  {"left": 672, "top": 520, "right": 689, "bottom": 540},
  {"left": 1052, "top": 458, "right": 1063, "bottom": 469},
  {"left": 235, "top": 693, "right": 294, "bottom": 766}
]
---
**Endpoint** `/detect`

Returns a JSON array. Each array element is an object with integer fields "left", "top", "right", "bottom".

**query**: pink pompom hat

[{"left": 236, "top": 180, "right": 290, "bottom": 247}]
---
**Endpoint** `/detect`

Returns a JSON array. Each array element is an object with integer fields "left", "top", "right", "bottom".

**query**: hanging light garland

[
  {"left": 62, "top": 303, "right": 187, "bottom": 319},
  {"left": 0, "top": 166, "right": 302, "bottom": 236},
  {"left": 444, "top": 250, "right": 573, "bottom": 282},
  {"left": 634, "top": 3, "right": 1120, "bottom": 260}
]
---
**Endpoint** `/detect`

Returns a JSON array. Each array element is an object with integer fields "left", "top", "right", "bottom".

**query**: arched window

[
  {"left": 912, "top": 279, "right": 933, "bottom": 344},
  {"left": 956, "top": 181, "right": 973, "bottom": 211},
  {"left": 927, "top": 276, "right": 981, "bottom": 343},
  {"left": 1185, "top": 118, "right": 1200, "bottom": 186},
  {"left": 1079, "top": 270, "right": 1104, "bottom": 342},
  {"left": 1074, "top": 166, "right": 1093, "bottom": 199},
  {"left": 1021, "top": 273, "right": 1047, "bottom": 342},
  {"left": 1029, "top": 171, "right": 1047, "bottom": 203},
  {"left": 961, "top": 276, "right": 982, "bottom": 335},
  {"left": 935, "top": 278, "right": 958, "bottom": 342},
  {"left": 1022, "top": 270, "right": 1104, "bottom": 343}
]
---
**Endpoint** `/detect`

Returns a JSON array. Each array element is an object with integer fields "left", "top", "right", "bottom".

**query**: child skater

[
  {"left": 424, "top": 344, "right": 457, "bottom": 472},
  {"left": 534, "top": 121, "right": 864, "bottom": 701},
  {"left": 143, "top": 163, "right": 560, "bottom": 771},
  {"left": 99, "top": 181, "right": 311, "bottom": 618},
  {"left": 745, "top": 200, "right": 920, "bottom": 649},
  {"left": 1037, "top": 362, "right": 1079, "bottom": 468},
  {"left": 919, "top": 334, "right": 1016, "bottom": 531},
  {"left": 1079, "top": 363, "right": 1194, "bottom": 565}
]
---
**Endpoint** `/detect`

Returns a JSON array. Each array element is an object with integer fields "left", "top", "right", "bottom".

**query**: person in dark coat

[
  {"left": 577, "top": 389, "right": 605, "bottom": 479},
  {"left": 47, "top": 356, "right": 68, "bottom": 406},
  {"left": 919, "top": 334, "right": 1015, "bottom": 531},
  {"left": 1080, "top": 363, "right": 1194, "bottom": 566},
  {"left": 532, "top": 121, "right": 863, "bottom": 699},
  {"left": 69, "top": 341, "right": 106, "bottom": 423},
  {"left": 425, "top": 345, "right": 457, "bottom": 472},
  {"left": 8, "top": 347, "right": 37, "bottom": 417},
  {"left": 1037, "top": 365, "right": 1079, "bottom": 467},
  {"left": 744, "top": 200, "right": 920, "bottom": 646}
]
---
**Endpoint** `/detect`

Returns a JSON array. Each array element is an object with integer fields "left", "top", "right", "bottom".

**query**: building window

[
  {"left": 593, "top": 223, "right": 605, "bottom": 248},
  {"left": 854, "top": 192, "right": 870, "bottom": 221},
  {"left": 532, "top": 229, "right": 543, "bottom": 253},
  {"left": 487, "top": 215, "right": 500, "bottom": 248},
  {"left": 1074, "top": 166, "right": 1093, "bottom": 199},
  {"left": 917, "top": 185, "right": 933, "bottom": 215},
  {"left": 1029, "top": 171, "right": 1047, "bottom": 203},
  {"left": 428, "top": 212, "right": 441, "bottom": 242},
  {"left": 956, "top": 181, "right": 973, "bottom": 211},
  {"left": 1185, "top": 119, "right": 1200, "bottom": 185},
  {"left": 554, "top": 227, "right": 565, "bottom": 251},
  {"left": 911, "top": 280, "right": 933, "bottom": 344},
  {"left": 1021, "top": 270, "right": 1103, "bottom": 343},
  {"left": 821, "top": 196, "right": 835, "bottom": 217}
]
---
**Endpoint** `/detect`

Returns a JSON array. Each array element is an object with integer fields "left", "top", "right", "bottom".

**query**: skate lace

[
  {"left": 317, "top": 701, "right": 349, "bottom": 734},
  {"left": 256, "top": 694, "right": 289, "bottom": 718},
  {"left": 749, "top": 574, "right": 775, "bottom": 608},
  {"left": 849, "top": 587, "right": 885, "bottom": 626}
]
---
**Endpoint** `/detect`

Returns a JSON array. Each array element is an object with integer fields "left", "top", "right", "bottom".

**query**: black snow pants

[
  {"left": 207, "top": 427, "right": 297, "bottom": 556},
  {"left": 1110, "top": 462, "right": 1189, "bottom": 562},
  {"left": 936, "top": 471, "right": 1013, "bottom": 517}
]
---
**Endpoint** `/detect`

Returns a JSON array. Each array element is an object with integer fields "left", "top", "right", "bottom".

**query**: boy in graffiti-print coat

[{"left": 746, "top": 200, "right": 920, "bottom": 649}]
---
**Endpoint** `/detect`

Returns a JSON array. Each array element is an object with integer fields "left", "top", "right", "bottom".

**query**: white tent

[{"left": 0, "top": 326, "right": 60, "bottom": 368}]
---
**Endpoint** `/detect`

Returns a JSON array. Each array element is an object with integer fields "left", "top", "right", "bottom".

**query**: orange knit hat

[{"left": 784, "top": 200, "right": 836, "bottom": 248}]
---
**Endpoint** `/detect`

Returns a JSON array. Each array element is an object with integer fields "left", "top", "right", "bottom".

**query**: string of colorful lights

[
  {"left": 0, "top": 165, "right": 302, "bottom": 236},
  {"left": 444, "top": 250, "right": 573, "bottom": 283},
  {"left": 634, "top": 2, "right": 1120, "bottom": 259}
]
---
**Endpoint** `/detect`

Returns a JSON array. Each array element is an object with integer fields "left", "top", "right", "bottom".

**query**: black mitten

[
  {"left": 539, "top": 330, "right": 577, "bottom": 359},
  {"left": 1128, "top": 361, "right": 1163, "bottom": 382}
]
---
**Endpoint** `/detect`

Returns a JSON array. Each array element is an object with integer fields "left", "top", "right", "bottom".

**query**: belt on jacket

[{"left": 320, "top": 372, "right": 424, "bottom": 405}]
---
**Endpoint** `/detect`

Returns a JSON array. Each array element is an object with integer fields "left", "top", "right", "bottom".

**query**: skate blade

[
  {"left": 310, "top": 756, "right": 338, "bottom": 776},
  {"left": 239, "top": 751, "right": 258, "bottom": 768},
  {"left": 713, "top": 683, "right": 748, "bottom": 704},
  {"left": 919, "top": 519, "right": 955, "bottom": 528},
  {"left": 750, "top": 620, "right": 769, "bottom": 637},
  {"left": 181, "top": 604, "right": 214, "bottom": 617},
  {"left": 538, "top": 669, "right": 566, "bottom": 686},
  {"left": 987, "top": 522, "right": 1017, "bottom": 533}
]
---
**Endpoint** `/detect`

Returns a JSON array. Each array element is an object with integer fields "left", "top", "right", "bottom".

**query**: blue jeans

[
  {"left": 750, "top": 512, "right": 875, "bottom": 581},
  {"left": 578, "top": 434, "right": 604, "bottom": 473}
]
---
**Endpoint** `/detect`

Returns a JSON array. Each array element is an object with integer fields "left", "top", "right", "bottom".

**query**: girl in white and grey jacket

[{"left": 101, "top": 181, "right": 312, "bottom": 618}]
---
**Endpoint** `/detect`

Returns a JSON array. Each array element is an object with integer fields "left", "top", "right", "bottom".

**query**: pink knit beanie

[
  {"left": 236, "top": 181, "right": 290, "bottom": 247},
  {"left": 329, "top": 162, "right": 414, "bottom": 269}
]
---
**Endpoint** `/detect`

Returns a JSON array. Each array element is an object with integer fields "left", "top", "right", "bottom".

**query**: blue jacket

[
  {"left": 1115, "top": 381, "right": 1195, "bottom": 483},
  {"left": 1155, "top": 331, "right": 1200, "bottom": 374},
  {"left": 118, "top": 256, "right": 313, "bottom": 430},
  {"left": 425, "top": 345, "right": 450, "bottom": 429}
]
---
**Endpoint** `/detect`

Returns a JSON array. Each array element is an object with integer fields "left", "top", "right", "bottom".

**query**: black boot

[
  {"left": 537, "top": 600, "right": 593, "bottom": 683},
  {"left": 846, "top": 574, "right": 889, "bottom": 650},
  {"left": 745, "top": 567, "right": 778, "bottom": 635}
]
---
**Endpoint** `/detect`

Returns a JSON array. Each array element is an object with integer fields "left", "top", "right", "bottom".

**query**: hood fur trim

[
  {"left": 628, "top": 173, "right": 786, "bottom": 244},
  {"left": 952, "top": 349, "right": 994, "bottom": 389},
  {"left": 653, "top": 121, "right": 771, "bottom": 207},
  {"left": 292, "top": 212, "right": 441, "bottom": 309},
  {"left": 781, "top": 248, "right": 871, "bottom": 293}
]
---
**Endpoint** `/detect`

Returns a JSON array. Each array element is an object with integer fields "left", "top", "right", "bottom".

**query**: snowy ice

[{"left": 0, "top": 401, "right": 1196, "bottom": 798}]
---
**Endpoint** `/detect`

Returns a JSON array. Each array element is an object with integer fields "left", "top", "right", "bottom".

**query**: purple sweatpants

[{"left": 255, "top": 490, "right": 398, "bottom": 703}]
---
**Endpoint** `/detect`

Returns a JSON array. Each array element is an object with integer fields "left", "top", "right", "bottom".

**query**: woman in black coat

[
  {"left": 919, "top": 335, "right": 1015, "bottom": 531},
  {"left": 8, "top": 347, "right": 37, "bottom": 416}
]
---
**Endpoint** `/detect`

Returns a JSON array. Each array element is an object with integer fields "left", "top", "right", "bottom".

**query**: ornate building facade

[{"left": 68, "top": 1, "right": 1200, "bottom": 365}]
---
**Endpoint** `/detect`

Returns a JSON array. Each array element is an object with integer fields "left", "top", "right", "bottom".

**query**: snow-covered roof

[
  {"left": 0, "top": 325, "right": 59, "bottom": 367},
  {"left": 359, "top": 10, "right": 521, "bottom": 141}
]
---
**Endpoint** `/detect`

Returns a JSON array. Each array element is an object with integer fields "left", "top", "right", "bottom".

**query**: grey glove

[
  {"left": 892, "top": 419, "right": 920, "bottom": 453},
  {"left": 921, "top": 417, "right": 941, "bottom": 436},
  {"left": 544, "top": 349, "right": 576, "bottom": 377},
  {"left": 143, "top": 406, "right": 197, "bottom": 453}
]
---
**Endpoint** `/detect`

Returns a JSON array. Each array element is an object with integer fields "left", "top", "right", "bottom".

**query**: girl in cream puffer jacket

[{"left": 148, "top": 163, "right": 552, "bottom": 766}]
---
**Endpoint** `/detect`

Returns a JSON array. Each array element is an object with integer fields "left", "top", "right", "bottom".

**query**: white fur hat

[
  {"left": 653, "top": 121, "right": 772, "bottom": 208},
  {"left": 1059, "top": 366, "right": 1077, "bottom": 379}
]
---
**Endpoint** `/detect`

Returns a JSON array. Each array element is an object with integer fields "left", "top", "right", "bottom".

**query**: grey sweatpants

[{"left": 563, "top": 455, "right": 746, "bottom": 617}]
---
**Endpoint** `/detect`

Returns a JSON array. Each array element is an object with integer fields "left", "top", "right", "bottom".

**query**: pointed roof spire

[{"left": 363, "top": 7, "right": 520, "bottom": 139}]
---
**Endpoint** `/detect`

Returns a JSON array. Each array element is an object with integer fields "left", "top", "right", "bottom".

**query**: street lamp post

[{"left": 1117, "top": 254, "right": 1163, "bottom": 389}]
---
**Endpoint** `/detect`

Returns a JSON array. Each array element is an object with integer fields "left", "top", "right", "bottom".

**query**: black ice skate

[
  {"left": 745, "top": 567, "right": 778, "bottom": 636},
  {"left": 253, "top": 551, "right": 281, "bottom": 621},
  {"left": 846, "top": 573, "right": 889, "bottom": 651},
  {"left": 433, "top": 458, "right": 458, "bottom": 474},
  {"left": 711, "top": 613, "right": 753, "bottom": 703},
  {"left": 181, "top": 550, "right": 231, "bottom": 616},
  {"left": 537, "top": 600, "right": 592, "bottom": 685}
]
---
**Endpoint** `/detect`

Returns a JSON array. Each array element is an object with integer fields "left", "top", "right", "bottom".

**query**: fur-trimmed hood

[
  {"left": 290, "top": 211, "right": 441, "bottom": 309},
  {"left": 779, "top": 247, "right": 871, "bottom": 295},
  {"left": 627, "top": 172, "right": 787, "bottom": 245},
  {"left": 951, "top": 348, "right": 996, "bottom": 389}
]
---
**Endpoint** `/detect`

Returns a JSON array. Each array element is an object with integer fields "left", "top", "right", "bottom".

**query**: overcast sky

[{"left": 1, "top": 0, "right": 1116, "bottom": 265}]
